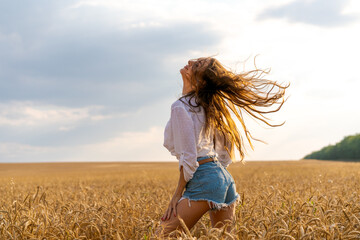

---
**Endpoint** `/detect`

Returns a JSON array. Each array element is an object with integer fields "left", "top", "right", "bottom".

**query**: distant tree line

[{"left": 304, "top": 133, "right": 360, "bottom": 161}]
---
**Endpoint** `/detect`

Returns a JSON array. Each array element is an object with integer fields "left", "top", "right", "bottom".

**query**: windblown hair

[{"left": 182, "top": 57, "right": 290, "bottom": 162}]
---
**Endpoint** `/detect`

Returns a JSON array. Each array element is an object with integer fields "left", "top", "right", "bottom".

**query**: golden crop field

[{"left": 1, "top": 160, "right": 360, "bottom": 239}]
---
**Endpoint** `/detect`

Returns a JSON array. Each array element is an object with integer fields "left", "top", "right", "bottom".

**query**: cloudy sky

[{"left": 1, "top": 0, "right": 359, "bottom": 163}]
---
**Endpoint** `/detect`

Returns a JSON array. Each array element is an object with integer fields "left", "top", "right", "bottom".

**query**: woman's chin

[{"left": 180, "top": 71, "right": 188, "bottom": 80}]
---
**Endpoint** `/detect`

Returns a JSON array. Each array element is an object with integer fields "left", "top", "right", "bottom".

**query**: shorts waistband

[{"left": 197, "top": 155, "right": 217, "bottom": 161}]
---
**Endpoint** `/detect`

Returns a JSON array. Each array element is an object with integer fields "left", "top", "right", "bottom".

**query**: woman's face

[
  {"left": 180, "top": 58, "right": 210, "bottom": 85},
  {"left": 180, "top": 60, "right": 194, "bottom": 83}
]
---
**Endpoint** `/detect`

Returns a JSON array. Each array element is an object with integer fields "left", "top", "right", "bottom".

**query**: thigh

[
  {"left": 157, "top": 198, "right": 210, "bottom": 237},
  {"left": 209, "top": 201, "right": 236, "bottom": 228}
]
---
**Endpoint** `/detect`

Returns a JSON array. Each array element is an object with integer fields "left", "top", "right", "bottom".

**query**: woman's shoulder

[
  {"left": 170, "top": 98, "right": 185, "bottom": 110},
  {"left": 170, "top": 95, "right": 194, "bottom": 110},
  {"left": 171, "top": 95, "right": 204, "bottom": 117}
]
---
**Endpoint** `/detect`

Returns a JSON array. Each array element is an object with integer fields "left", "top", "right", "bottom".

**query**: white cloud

[
  {"left": 257, "top": 0, "right": 358, "bottom": 27},
  {"left": 0, "top": 126, "right": 171, "bottom": 162},
  {"left": 0, "top": 101, "right": 114, "bottom": 127},
  {"left": 0, "top": 142, "right": 57, "bottom": 160},
  {"left": 343, "top": 0, "right": 360, "bottom": 15},
  {"left": 68, "top": 126, "right": 170, "bottom": 162}
]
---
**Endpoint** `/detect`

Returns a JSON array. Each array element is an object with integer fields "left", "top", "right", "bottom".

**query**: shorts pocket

[
  {"left": 199, "top": 170, "right": 227, "bottom": 193},
  {"left": 189, "top": 163, "right": 228, "bottom": 193},
  {"left": 185, "top": 174, "right": 203, "bottom": 192}
]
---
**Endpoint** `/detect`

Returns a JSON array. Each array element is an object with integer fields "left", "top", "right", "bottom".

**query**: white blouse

[{"left": 163, "top": 96, "right": 233, "bottom": 182}]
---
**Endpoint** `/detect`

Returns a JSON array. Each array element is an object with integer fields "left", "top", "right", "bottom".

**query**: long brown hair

[{"left": 182, "top": 57, "right": 290, "bottom": 162}]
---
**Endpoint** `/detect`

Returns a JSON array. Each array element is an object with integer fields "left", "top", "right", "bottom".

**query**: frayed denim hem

[{"left": 178, "top": 194, "right": 241, "bottom": 212}]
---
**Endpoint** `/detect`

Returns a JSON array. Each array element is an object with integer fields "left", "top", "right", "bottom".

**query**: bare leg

[
  {"left": 209, "top": 201, "right": 236, "bottom": 233},
  {"left": 155, "top": 198, "right": 210, "bottom": 238}
]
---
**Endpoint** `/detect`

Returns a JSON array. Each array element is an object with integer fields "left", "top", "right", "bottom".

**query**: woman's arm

[
  {"left": 174, "top": 165, "right": 187, "bottom": 197},
  {"left": 161, "top": 166, "right": 187, "bottom": 221},
  {"left": 161, "top": 103, "right": 197, "bottom": 221}
]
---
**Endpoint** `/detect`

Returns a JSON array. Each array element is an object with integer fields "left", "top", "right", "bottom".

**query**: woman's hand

[
  {"left": 161, "top": 193, "right": 182, "bottom": 221},
  {"left": 161, "top": 166, "right": 187, "bottom": 221}
]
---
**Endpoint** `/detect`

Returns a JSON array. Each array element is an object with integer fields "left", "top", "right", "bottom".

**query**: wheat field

[{"left": 0, "top": 160, "right": 360, "bottom": 239}]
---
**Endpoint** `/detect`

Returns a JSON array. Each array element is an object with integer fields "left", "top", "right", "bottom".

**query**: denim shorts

[{"left": 179, "top": 156, "right": 240, "bottom": 211}]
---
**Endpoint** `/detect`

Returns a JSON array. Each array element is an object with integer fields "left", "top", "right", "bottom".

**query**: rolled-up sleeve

[
  {"left": 171, "top": 106, "right": 198, "bottom": 182},
  {"left": 214, "top": 129, "right": 233, "bottom": 168}
]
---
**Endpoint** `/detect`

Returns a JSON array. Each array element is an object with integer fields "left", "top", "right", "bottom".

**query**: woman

[{"left": 156, "top": 57, "right": 289, "bottom": 237}]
